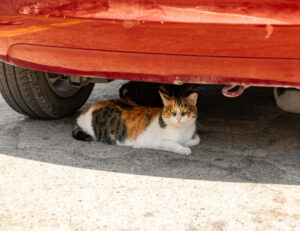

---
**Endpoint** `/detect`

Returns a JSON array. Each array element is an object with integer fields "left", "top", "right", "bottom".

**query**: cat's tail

[{"left": 72, "top": 125, "right": 92, "bottom": 141}]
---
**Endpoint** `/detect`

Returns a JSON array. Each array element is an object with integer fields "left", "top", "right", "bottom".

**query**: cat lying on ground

[{"left": 73, "top": 87, "right": 200, "bottom": 155}]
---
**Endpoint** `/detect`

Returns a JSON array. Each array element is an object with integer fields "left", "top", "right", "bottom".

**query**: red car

[{"left": 1, "top": 0, "right": 300, "bottom": 118}]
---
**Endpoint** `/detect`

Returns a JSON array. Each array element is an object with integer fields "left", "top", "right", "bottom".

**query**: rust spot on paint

[
  {"left": 265, "top": 24, "right": 273, "bottom": 39},
  {"left": 174, "top": 76, "right": 183, "bottom": 85},
  {"left": 122, "top": 20, "right": 140, "bottom": 29}
]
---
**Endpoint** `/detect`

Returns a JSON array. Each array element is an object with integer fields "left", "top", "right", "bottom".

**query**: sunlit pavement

[{"left": 0, "top": 81, "right": 299, "bottom": 230}]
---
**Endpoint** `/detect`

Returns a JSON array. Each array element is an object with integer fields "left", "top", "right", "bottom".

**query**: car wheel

[{"left": 0, "top": 62, "right": 94, "bottom": 119}]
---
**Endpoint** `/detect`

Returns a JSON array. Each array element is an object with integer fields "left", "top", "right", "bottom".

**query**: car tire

[{"left": 0, "top": 62, "right": 94, "bottom": 119}]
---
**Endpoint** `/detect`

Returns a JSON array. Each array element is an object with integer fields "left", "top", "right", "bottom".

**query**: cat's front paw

[{"left": 176, "top": 147, "right": 192, "bottom": 155}]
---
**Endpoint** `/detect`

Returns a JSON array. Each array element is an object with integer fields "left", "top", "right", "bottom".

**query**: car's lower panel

[{"left": 6, "top": 44, "right": 300, "bottom": 87}]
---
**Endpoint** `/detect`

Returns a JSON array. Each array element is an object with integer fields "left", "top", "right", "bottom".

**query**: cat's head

[{"left": 159, "top": 89, "right": 198, "bottom": 127}]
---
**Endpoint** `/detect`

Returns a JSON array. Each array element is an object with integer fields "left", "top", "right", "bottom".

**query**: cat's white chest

[
  {"left": 135, "top": 117, "right": 195, "bottom": 145},
  {"left": 163, "top": 125, "right": 194, "bottom": 144}
]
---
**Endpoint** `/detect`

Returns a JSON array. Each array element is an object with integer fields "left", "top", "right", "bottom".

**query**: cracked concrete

[{"left": 0, "top": 80, "right": 299, "bottom": 230}]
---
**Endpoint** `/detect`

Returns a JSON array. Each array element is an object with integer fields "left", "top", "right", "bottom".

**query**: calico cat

[
  {"left": 274, "top": 87, "right": 300, "bottom": 113},
  {"left": 72, "top": 90, "right": 200, "bottom": 155}
]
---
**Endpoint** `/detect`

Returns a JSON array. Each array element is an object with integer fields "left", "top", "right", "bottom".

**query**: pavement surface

[{"left": 0, "top": 80, "right": 299, "bottom": 230}]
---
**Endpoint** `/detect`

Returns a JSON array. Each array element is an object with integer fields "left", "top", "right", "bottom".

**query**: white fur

[
  {"left": 117, "top": 115, "right": 199, "bottom": 155},
  {"left": 274, "top": 88, "right": 300, "bottom": 113},
  {"left": 76, "top": 107, "right": 96, "bottom": 139},
  {"left": 185, "top": 134, "right": 200, "bottom": 147}
]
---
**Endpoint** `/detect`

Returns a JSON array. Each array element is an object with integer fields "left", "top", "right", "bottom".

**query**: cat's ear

[
  {"left": 186, "top": 92, "right": 198, "bottom": 106},
  {"left": 159, "top": 90, "right": 170, "bottom": 105}
]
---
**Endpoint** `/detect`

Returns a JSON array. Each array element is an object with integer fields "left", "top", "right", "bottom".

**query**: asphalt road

[{"left": 0, "top": 80, "right": 299, "bottom": 230}]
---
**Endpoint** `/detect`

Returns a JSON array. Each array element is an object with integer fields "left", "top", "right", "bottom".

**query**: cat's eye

[
  {"left": 182, "top": 108, "right": 188, "bottom": 113},
  {"left": 170, "top": 108, "right": 176, "bottom": 114}
]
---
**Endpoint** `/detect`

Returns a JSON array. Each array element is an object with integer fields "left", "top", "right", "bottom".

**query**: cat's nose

[{"left": 176, "top": 116, "right": 181, "bottom": 123}]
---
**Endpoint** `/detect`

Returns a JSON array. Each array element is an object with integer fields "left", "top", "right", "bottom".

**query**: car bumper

[{"left": 1, "top": 1, "right": 300, "bottom": 87}]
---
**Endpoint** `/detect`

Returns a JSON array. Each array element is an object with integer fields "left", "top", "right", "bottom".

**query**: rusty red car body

[{"left": 1, "top": 0, "right": 300, "bottom": 87}]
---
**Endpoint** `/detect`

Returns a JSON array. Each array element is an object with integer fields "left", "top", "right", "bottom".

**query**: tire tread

[{"left": 0, "top": 62, "right": 94, "bottom": 119}]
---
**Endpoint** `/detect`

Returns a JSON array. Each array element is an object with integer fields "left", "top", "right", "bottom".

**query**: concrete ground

[{"left": 0, "top": 80, "right": 299, "bottom": 230}]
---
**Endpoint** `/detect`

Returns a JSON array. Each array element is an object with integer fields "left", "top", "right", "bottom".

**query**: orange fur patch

[
  {"left": 81, "top": 100, "right": 115, "bottom": 116},
  {"left": 121, "top": 106, "right": 161, "bottom": 141},
  {"left": 81, "top": 105, "right": 91, "bottom": 115},
  {"left": 81, "top": 100, "right": 162, "bottom": 141},
  {"left": 91, "top": 100, "right": 113, "bottom": 111}
]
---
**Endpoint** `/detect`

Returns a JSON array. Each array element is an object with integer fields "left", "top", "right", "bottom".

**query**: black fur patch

[
  {"left": 72, "top": 126, "right": 92, "bottom": 141},
  {"left": 145, "top": 112, "right": 153, "bottom": 126},
  {"left": 159, "top": 111, "right": 167, "bottom": 128},
  {"left": 92, "top": 106, "right": 127, "bottom": 144},
  {"left": 114, "top": 101, "right": 134, "bottom": 110}
]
